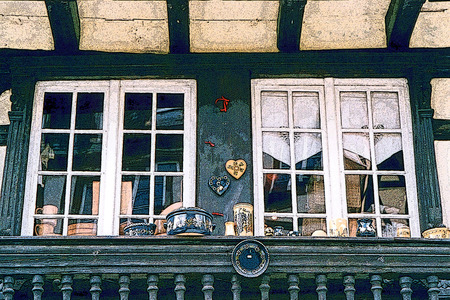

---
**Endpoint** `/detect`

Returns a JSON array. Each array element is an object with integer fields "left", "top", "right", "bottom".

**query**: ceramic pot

[
  {"left": 356, "top": 218, "right": 376, "bottom": 237},
  {"left": 233, "top": 203, "right": 253, "bottom": 236},
  {"left": 422, "top": 227, "right": 448, "bottom": 239},
  {"left": 123, "top": 223, "right": 156, "bottom": 236},
  {"left": 165, "top": 207, "right": 215, "bottom": 236}
]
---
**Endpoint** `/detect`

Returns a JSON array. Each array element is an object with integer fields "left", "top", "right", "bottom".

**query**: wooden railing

[{"left": 0, "top": 237, "right": 449, "bottom": 299}]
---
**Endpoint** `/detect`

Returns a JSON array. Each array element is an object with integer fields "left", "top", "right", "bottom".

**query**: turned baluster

[
  {"left": 202, "top": 274, "right": 214, "bottom": 300},
  {"left": 370, "top": 275, "right": 383, "bottom": 300},
  {"left": 288, "top": 274, "right": 300, "bottom": 300},
  {"left": 119, "top": 275, "right": 131, "bottom": 300},
  {"left": 61, "top": 275, "right": 73, "bottom": 300},
  {"left": 399, "top": 276, "right": 413, "bottom": 300},
  {"left": 343, "top": 275, "right": 356, "bottom": 300},
  {"left": 32, "top": 275, "right": 44, "bottom": 300},
  {"left": 90, "top": 275, "right": 102, "bottom": 300},
  {"left": 231, "top": 275, "right": 241, "bottom": 300},
  {"left": 427, "top": 275, "right": 440, "bottom": 300},
  {"left": 316, "top": 274, "right": 328, "bottom": 300},
  {"left": 2, "top": 276, "right": 15, "bottom": 300},
  {"left": 174, "top": 274, "right": 186, "bottom": 300},
  {"left": 147, "top": 274, "right": 159, "bottom": 300},
  {"left": 259, "top": 275, "right": 270, "bottom": 300}
]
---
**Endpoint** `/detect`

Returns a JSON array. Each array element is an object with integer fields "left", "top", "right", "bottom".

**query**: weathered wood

[
  {"left": 61, "top": 275, "right": 73, "bottom": 300},
  {"left": 45, "top": 0, "right": 80, "bottom": 53},
  {"left": 32, "top": 275, "right": 44, "bottom": 300},
  {"left": 147, "top": 274, "right": 159, "bottom": 300},
  {"left": 231, "top": 275, "right": 241, "bottom": 300},
  {"left": 427, "top": 275, "right": 440, "bottom": 300},
  {"left": 119, "top": 275, "right": 131, "bottom": 300},
  {"left": 201, "top": 274, "right": 214, "bottom": 300},
  {"left": 2, "top": 276, "right": 14, "bottom": 300},
  {"left": 174, "top": 274, "right": 186, "bottom": 300},
  {"left": 288, "top": 274, "right": 300, "bottom": 300},
  {"left": 259, "top": 275, "right": 270, "bottom": 300},
  {"left": 277, "top": 0, "right": 307, "bottom": 52},
  {"left": 316, "top": 274, "right": 327, "bottom": 300},
  {"left": 370, "top": 275, "right": 383, "bottom": 300},
  {"left": 399, "top": 276, "right": 413, "bottom": 300},
  {"left": 343, "top": 275, "right": 355, "bottom": 300},
  {"left": 90, "top": 275, "right": 102, "bottom": 300}
]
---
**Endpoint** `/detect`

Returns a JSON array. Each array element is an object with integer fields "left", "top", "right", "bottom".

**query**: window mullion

[
  {"left": 287, "top": 90, "right": 299, "bottom": 231},
  {"left": 148, "top": 92, "right": 158, "bottom": 221}
]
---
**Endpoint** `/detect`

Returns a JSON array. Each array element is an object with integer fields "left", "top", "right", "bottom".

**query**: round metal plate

[{"left": 231, "top": 240, "right": 269, "bottom": 278}]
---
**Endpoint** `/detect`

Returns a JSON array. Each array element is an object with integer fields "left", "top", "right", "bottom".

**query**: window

[
  {"left": 252, "top": 78, "right": 420, "bottom": 237},
  {"left": 22, "top": 80, "right": 196, "bottom": 236}
]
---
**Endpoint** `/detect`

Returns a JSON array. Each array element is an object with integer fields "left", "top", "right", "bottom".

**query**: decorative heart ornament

[
  {"left": 209, "top": 175, "right": 230, "bottom": 196},
  {"left": 225, "top": 159, "right": 247, "bottom": 180}
]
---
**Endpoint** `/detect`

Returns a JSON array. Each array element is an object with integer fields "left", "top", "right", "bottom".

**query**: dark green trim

[
  {"left": 45, "top": 0, "right": 80, "bottom": 54},
  {"left": 433, "top": 119, "right": 450, "bottom": 140},
  {"left": 277, "top": 0, "right": 307, "bottom": 53},
  {"left": 167, "top": 0, "right": 190, "bottom": 53},
  {"left": 385, "top": 0, "right": 425, "bottom": 49}
]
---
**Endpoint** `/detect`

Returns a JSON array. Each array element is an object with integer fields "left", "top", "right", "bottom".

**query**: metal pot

[{"left": 165, "top": 207, "right": 215, "bottom": 236}]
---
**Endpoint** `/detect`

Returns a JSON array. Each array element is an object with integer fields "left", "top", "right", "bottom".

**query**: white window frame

[
  {"left": 22, "top": 79, "right": 197, "bottom": 236},
  {"left": 251, "top": 78, "right": 420, "bottom": 237}
]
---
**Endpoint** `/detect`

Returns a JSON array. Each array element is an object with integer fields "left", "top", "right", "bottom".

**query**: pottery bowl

[
  {"left": 123, "top": 223, "right": 156, "bottom": 236},
  {"left": 165, "top": 207, "right": 215, "bottom": 236}
]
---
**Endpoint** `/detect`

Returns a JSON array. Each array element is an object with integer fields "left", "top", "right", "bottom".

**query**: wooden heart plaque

[{"left": 225, "top": 159, "right": 247, "bottom": 179}]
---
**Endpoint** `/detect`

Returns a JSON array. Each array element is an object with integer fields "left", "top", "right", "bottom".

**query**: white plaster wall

[
  {"left": 0, "top": 1, "right": 54, "bottom": 50},
  {"left": 190, "top": 0, "right": 279, "bottom": 52},
  {"left": 411, "top": 1, "right": 450, "bottom": 48},
  {"left": 431, "top": 79, "right": 450, "bottom": 226},
  {"left": 0, "top": 90, "right": 12, "bottom": 195}
]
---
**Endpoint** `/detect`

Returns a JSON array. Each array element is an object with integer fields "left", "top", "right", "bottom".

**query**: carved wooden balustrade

[{"left": 0, "top": 237, "right": 449, "bottom": 299}]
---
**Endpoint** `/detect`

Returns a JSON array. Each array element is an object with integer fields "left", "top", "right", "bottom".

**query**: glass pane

[
  {"left": 40, "top": 133, "right": 69, "bottom": 171},
  {"left": 120, "top": 175, "right": 150, "bottom": 216},
  {"left": 264, "top": 216, "right": 293, "bottom": 236},
  {"left": 372, "top": 92, "right": 400, "bottom": 129},
  {"left": 154, "top": 176, "right": 183, "bottom": 215},
  {"left": 156, "top": 93, "right": 184, "bottom": 130},
  {"left": 261, "top": 91, "right": 288, "bottom": 128},
  {"left": 155, "top": 134, "right": 183, "bottom": 171},
  {"left": 293, "top": 91, "right": 320, "bottom": 129},
  {"left": 36, "top": 175, "right": 66, "bottom": 215},
  {"left": 340, "top": 92, "right": 368, "bottom": 129},
  {"left": 69, "top": 176, "right": 100, "bottom": 215},
  {"left": 67, "top": 219, "right": 97, "bottom": 236},
  {"left": 382, "top": 219, "right": 410, "bottom": 237},
  {"left": 348, "top": 218, "right": 376, "bottom": 237},
  {"left": 262, "top": 132, "right": 290, "bottom": 169},
  {"left": 296, "top": 175, "right": 325, "bottom": 213},
  {"left": 376, "top": 134, "right": 404, "bottom": 170},
  {"left": 75, "top": 93, "right": 104, "bottom": 130},
  {"left": 264, "top": 173, "right": 292, "bottom": 213},
  {"left": 295, "top": 133, "right": 322, "bottom": 170},
  {"left": 42, "top": 92, "right": 72, "bottom": 129},
  {"left": 72, "top": 134, "right": 102, "bottom": 171},
  {"left": 122, "top": 134, "right": 151, "bottom": 171},
  {"left": 124, "top": 93, "right": 152, "bottom": 130},
  {"left": 378, "top": 175, "right": 408, "bottom": 214},
  {"left": 298, "top": 218, "right": 327, "bottom": 237},
  {"left": 343, "top": 133, "right": 371, "bottom": 170},
  {"left": 34, "top": 218, "right": 63, "bottom": 236},
  {"left": 346, "top": 174, "right": 372, "bottom": 214}
]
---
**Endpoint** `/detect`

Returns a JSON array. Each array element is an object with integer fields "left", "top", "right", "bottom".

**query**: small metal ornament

[
  {"left": 208, "top": 175, "right": 230, "bottom": 196},
  {"left": 225, "top": 159, "right": 247, "bottom": 179}
]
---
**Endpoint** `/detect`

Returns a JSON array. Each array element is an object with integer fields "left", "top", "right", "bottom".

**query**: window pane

[
  {"left": 155, "top": 134, "right": 183, "bottom": 171},
  {"left": 298, "top": 218, "right": 327, "bottom": 237},
  {"left": 40, "top": 133, "right": 69, "bottom": 171},
  {"left": 293, "top": 91, "right": 320, "bottom": 129},
  {"left": 42, "top": 92, "right": 72, "bottom": 129},
  {"left": 264, "top": 216, "right": 293, "bottom": 236},
  {"left": 124, "top": 93, "right": 152, "bottom": 130},
  {"left": 261, "top": 91, "right": 288, "bottom": 128},
  {"left": 154, "top": 176, "right": 183, "bottom": 215},
  {"left": 36, "top": 176, "right": 66, "bottom": 215},
  {"left": 120, "top": 176, "right": 150, "bottom": 216},
  {"left": 372, "top": 92, "right": 400, "bottom": 129},
  {"left": 294, "top": 133, "right": 322, "bottom": 170},
  {"left": 346, "top": 174, "right": 373, "bottom": 214},
  {"left": 34, "top": 218, "right": 63, "bottom": 236},
  {"left": 264, "top": 173, "right": 292, "bottom": 213},
  {"left": 75, "top": 93, "right": 104, "bottom": 130},
  {"left": 156, "top": 93, "right": 184, "bottom": 130},
  {"left": 376, "top": 134, "right": 404, "bottom": 170},
  {"left": 122, "top": 134, "right": 151, "bottom": 171},
  {"left": 343, "top": 133, "right": 371, "bottom": 170},
  {"left": 72, "top": 134, "right": 102, "bottom": 171},
  {"left": 69, "top": 176, "right": 100, "bottom": 215},
  {"left": 348, "top": 218, "right": 376, "bottom": 237},
  {"left": 262, "top": 132, "right": 290, "bottom": 169},
  {"left": 340, "top": 92, "right": 368, "bottom": 129},
  {"left": 296, "top": 175, "right": 325, "bottom": 213},
  {"left": 378, "top": 175, "right": 408, "bottom": 214},
  {"left": 67, "top": 219, "right": 97, "bottom": 236},
  {"left": 382, "top": 219, "right": 409, "bottom": 237}
]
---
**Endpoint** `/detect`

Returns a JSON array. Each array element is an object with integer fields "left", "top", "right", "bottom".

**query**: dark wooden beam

[
  {"left": 45, "top": 0, "right": 80, "bottom": 54},
  {"left": 167, "top": 0, "right": 190, "bottom": 53},
  {"left": 433, "top": 119, "right": 450, "bottom": 140},
  {"left": 277, "top": 0, "right": 307, "bottom": 52},
  {"left": 385, "top": 0, "right": 426, "bottom": 49}
]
